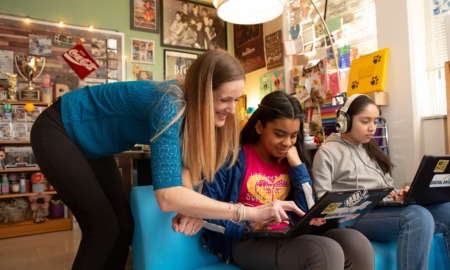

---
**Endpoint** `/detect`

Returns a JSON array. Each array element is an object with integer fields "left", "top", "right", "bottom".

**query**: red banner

[{"left": 62, "top": 44, "right": 99, "bottom": 79}]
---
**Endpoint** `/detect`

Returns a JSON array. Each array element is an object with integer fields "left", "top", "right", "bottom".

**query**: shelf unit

[
  {"left": 0, "top": 101, "right": 72, "bottom": 239},
  {"left": 374, "top": 116, "right": 389, "bottom": 156},
  {"left": 0, "top": 191, "right": 73, "bottom": 239},
  {"left": 0, "top": 165, "right": 40, "bottom": 173},
  {"left": 0, "top": 101, "right": 50, "bottom": 106}
]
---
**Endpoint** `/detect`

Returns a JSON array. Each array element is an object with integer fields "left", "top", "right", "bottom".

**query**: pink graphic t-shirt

[{"left": 239, "top": 144, "right": 292, "bottom": 206}]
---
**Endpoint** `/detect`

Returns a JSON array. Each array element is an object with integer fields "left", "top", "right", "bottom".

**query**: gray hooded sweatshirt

[{"left": 312, "top": 133, "right": 395, "bottom": 198}]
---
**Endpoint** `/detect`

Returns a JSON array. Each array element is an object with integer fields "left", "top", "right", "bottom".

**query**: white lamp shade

[{"left": 213, "top": 0, "right": 285, "bottom": 25}]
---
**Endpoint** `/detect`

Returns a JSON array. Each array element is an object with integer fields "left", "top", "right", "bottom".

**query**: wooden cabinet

[{"left": 0, "top": 101, "right": 72, "bottom": 239}]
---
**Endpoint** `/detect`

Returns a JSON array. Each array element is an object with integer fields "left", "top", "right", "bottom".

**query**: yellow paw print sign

[{"left": 347, "top": 48, "right": 390, "bottom": 96}]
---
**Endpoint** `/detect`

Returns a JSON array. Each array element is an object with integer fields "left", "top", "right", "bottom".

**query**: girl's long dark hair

[
  {"left": 346, "top": 95, "right": 394, "bottom": 174},
  {"left": 240, "top": 91, "right": 313, "bottom": 173}
]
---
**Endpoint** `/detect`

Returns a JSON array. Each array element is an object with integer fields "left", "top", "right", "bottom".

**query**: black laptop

[
  {"left": 379, "top": 155, "right": 450, "bottom": 206},
  {"left": 244, "top": 187, "right": 393, "bottom": 238}
]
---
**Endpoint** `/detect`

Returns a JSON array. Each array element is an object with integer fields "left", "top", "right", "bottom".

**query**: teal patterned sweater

[{"left": 60, "top": 80, "right": 184, "bottom": 189}]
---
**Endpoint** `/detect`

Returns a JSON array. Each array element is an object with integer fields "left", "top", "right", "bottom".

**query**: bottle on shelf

[
  {"left": 19, "top": 173, "right": 26, "bottom": 193},
  {"left": 8, "top": 173, "right": 19, "bottom": 193},
  {"left": 10, "top": 179, "right": 19, "bottom": 193},
  {"left": 1, "top": 173, "right": 9, "bottom": 194}
]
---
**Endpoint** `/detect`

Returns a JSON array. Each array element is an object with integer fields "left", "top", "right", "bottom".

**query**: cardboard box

[
  {"left": 3, "top": 146, "right": 38, "bottom": 168},
  {"left": 0, "top": 123, "right": 12, "bottom": 140},
  {"left": 11, "top": 123, "right": 28, "bottom": 140},
  {"left": 366, "top": 91, "right": 389, "bottom": 106}
]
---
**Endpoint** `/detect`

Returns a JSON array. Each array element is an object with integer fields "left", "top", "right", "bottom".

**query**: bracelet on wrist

[{"left": 229, "top": 202, "right": 245, "bottom": 223}]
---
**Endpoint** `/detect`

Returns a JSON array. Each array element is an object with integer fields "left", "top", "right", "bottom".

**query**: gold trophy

[{"left": 14, "top": 55, "right": 46, "bottom": 101}]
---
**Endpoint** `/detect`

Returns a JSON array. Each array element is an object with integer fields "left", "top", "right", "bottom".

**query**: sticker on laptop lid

[
  {"left": 430, "top": 174, "right": 450, "bottom": 187},
  {"left": 321, "top": 203, "right": 341, "bottom": 214},
  {"left": 434, "top": 160, "right": 449, "bottom": 173},
  {"left": 344, "top": 189, "right": 369, "bottom": 207},
  {"left": 338, "top": 213, "right": 360, "bottom": 223},
  {"left": 310, "top": 218, "right": 326, "bottom": 226},
  {"left": 325, "top": 201, "right": 372, "bottom": 219}
]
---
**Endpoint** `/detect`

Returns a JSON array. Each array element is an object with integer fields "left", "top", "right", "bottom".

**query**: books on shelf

[{"left": 320, "top": 105, "right": 343, "bottom": 136}]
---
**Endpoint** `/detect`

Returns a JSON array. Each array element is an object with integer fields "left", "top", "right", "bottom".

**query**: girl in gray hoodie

[{"left": 312, "top": 94, "right": 450, "bottom": 270}]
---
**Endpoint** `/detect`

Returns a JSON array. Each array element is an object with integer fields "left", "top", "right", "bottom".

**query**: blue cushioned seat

[
  {"left": 131, "top": 185, "right": 239, "bottom": 270},
  {"left": 131, "top": 185, "right": 449, "bottom": 270},
  {"left": 371, "top": 232, "right": 449, "bottom": 270}
]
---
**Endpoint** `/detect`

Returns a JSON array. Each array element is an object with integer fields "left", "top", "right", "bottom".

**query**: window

[
  {"left": 422, "top": 0, "right": 450, "bottom": 116},
  {"left": 285, "top": 0, "right": 378, "bottom": 95}
]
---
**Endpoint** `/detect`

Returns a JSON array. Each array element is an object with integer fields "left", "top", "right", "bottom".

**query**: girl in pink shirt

[{"left": 201, "top": 91, "right": 375, "bottom": 269}]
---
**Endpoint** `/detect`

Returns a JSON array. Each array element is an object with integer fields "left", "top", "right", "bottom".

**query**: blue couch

[{"left": 131, "top": 186, "right": 449, "bottom": 270}]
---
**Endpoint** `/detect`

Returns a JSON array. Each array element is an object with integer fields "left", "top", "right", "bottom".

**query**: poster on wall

[
  {"left": 234, "top": 24, "right": 266, "bottom": 73},
  {"left": 131, "top": 38, "right": 155, "bottom": 64},
  {"left": 161, "top": 0, "right": 227, "bottom": 51},
  {"left": 164, "top": 50, "right": 197, "bottom": 80},
  {"left": 130, "top": 0, "right": 160, "bottom": 33},
  {"left": 271, "top": 69, "right": 285, "bottom": 92},
  {"left": 137, "top": 70, "right": 153, "bottom": 80},
  {"left": 95, "top": 59, "right": 107, "bottom": 79},
  {"left": 259, "top": 69, "right": 286, "bottom": 100},
  {"left": 29, "top": 35, "right": 52, "bottom": 56},
  {"left": 259, "top": 72, "right": 272, "bottom": 98},
  {"left": 265, "top": 30, "right": 284, "bottom": 69},
  {"left": 0, "top": 50, "right": 13, "bottom": 80},
  {"left": 92, "top": 38, "right": 107, "bottom": 58},
  {"left": 53, "top": 33, "right": 73, "bottom": 47}
]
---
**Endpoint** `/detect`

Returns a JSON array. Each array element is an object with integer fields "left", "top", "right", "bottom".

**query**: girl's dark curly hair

[{"left": 240, "top": 91, "right": 313, "bottom": 173}]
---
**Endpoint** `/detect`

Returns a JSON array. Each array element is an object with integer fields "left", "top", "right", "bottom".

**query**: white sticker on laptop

[
  {"left": 344, "top": 189, "right": 368, "bottom": 207},
  {"left": 429, "top": 174, "right": 450, "bottom": 187},
  {"left": 338, "top": 213, "right": 360, "bottom": 223}
]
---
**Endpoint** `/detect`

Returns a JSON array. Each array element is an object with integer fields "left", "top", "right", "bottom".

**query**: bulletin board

[{"left": 0, "top": 15, "right": 125, "bottom": 93}]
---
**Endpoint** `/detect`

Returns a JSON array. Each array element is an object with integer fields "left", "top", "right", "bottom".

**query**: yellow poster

[{"left": 347, "top": 48, "right": 390, "bottom": 95}]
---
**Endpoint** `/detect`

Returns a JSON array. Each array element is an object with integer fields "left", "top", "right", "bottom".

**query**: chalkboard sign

[{"left": 265, "top": 30, "right": 284, "bottom": 70}]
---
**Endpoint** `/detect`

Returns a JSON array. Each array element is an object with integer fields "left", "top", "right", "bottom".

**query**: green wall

[{"left": 1, "top": 0, "right": 231, "bottom": 81}]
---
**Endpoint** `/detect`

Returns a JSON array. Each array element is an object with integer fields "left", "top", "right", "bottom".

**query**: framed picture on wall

[
  {"left": 131, "top": 38, "right": 155, "bottom": 64},
  {"left": 130, "top": 0, "right": 160, "bottom": 33},
  {"left": 137, "top": 70, "right": 153, "bottom": 81},
  {"left": 161, "top": 0, "right": 227, "bottom": 51},
  {"left": 234, "top": 24, "right": 266, "bottom": 73},
  {"left": 164, "top": 50, "right": 198, "bottom": 80}
]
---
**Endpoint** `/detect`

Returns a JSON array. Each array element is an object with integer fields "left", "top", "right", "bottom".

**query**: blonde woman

[{"left": 30, "top": 49, "right": 303, "bottom": 269}]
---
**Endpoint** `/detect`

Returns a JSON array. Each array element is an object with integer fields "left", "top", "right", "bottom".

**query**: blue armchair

[
  {"left": 131, "top": 185, "right": 239, "bottom": 270},
  {"left": 131, "top": 186, "right": 449, "bottom": 270}
]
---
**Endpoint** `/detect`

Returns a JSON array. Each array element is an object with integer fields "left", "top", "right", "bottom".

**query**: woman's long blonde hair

[{"left": 182, "top": 49, "right": 245, "bottom": 185}]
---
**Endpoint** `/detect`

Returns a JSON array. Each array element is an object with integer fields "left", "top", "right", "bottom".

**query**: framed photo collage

[{"left": 130, "top": 0, "right": 228, "bottom": 81}]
